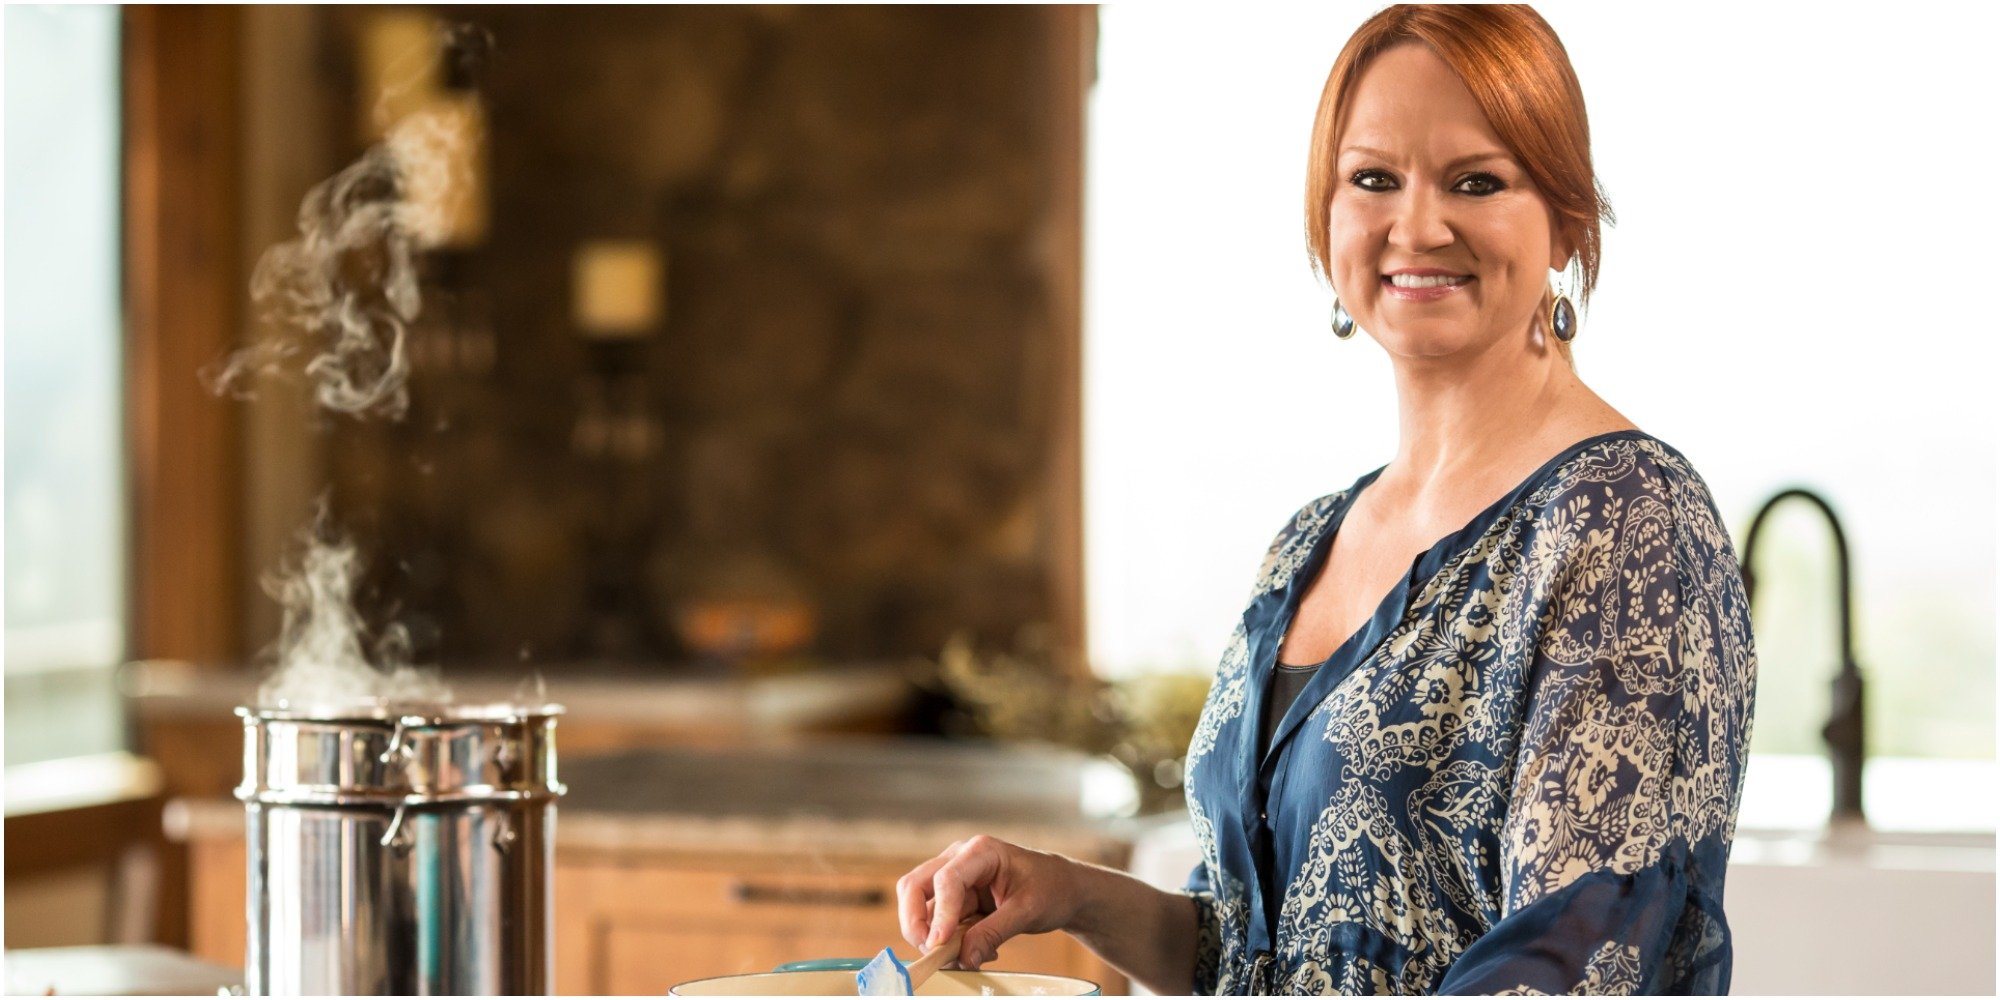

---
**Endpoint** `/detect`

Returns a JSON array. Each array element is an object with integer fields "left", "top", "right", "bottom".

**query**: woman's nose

[{"left": 1388, "top": 187, "right": 1454, "bottom": 253}]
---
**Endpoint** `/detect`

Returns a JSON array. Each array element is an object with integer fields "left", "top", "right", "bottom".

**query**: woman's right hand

[{"left": 895, "top": 834, "right": 1088, "bottom": 971}]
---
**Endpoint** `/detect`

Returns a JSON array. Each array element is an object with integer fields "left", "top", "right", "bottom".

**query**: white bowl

[{"left": 669, "top": 969, "right": 1102, "bottom": 996}]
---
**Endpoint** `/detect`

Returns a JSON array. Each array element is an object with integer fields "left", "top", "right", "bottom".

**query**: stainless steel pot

[{"left": 235, "top": 703, "right": 566, "bottom": 996}]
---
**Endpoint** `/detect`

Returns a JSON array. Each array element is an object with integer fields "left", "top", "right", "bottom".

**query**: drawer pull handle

[{"left": 728, "top": 881, "right": 887, "bottom": 908}]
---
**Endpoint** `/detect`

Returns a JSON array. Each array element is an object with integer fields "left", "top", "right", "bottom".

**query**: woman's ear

[{"left": 1548, "top": 227, "right": 1575, "bottom": 274}]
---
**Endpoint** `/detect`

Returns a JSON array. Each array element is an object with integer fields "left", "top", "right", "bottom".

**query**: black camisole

[{"left": 1261, "top": 657, "right": 1325, "bottom": 758}]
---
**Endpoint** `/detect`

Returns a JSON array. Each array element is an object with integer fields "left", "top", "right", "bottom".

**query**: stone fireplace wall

[{"left": 262, "top": 5, "right": 1080, "bottom": 670}]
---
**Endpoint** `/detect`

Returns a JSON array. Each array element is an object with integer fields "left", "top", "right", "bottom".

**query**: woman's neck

[{"left": 1380, "top": 329, "right": 1584, "bottom": 500}]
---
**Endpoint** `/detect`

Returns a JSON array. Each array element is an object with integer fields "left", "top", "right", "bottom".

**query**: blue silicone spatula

[{"left": 856, "top": 919, "right": 968, "bottom": 996}]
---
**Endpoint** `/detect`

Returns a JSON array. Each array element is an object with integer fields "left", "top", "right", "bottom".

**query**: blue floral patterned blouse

[{"left": 1181, "top": 430, "right": 1757, "bottom": 995}]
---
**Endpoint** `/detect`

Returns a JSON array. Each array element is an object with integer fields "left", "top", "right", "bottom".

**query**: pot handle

[
  {"left": 491, "top": 813, "right": 517, "bottom": 855},
  {"left": 380, "top": 803, "right": 414, "bottom": 852}
]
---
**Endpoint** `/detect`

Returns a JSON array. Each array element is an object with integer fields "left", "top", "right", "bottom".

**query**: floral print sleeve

[
  {"left": 1181, "top": 859, "right": 1226, "bottom": 995},
  {"left": 1434, "top": 445, "right": 1753, "bottom": 995}
]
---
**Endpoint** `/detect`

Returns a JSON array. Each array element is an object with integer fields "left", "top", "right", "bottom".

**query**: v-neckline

[{"left": 1252, "top": 427, "right": 1651, "bottom": 773}]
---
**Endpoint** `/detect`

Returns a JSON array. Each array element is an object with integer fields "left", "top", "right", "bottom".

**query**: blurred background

[{"left": 3, "top": 3, "right": 1993, "bottom": 995}]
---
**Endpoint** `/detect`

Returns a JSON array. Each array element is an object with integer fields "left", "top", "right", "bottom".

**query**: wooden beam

[
  {"left": 124, "top": 4, "right": 245, "bottom": 667},
  {"left": 1040, "top": 6, "right": 1095, "bottom": 675},
  {"left": 124, "top": 3, "right": 247, "bottom": 951}
]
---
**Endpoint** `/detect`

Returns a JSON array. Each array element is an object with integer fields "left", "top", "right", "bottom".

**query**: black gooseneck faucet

[{"left": 1740, "top": 487, "right": 1866, "bottom": 824}]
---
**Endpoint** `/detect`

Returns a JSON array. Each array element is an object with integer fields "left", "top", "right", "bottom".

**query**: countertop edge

[{"left": 166, "top": 796, "right": 1183, "bottom": 867}]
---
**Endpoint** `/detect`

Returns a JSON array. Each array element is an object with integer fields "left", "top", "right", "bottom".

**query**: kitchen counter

[
  {"left": 168, "top": 735, "right": 1182, "bottom": 863},
  {"left": 569, "top": 736, "right": 1177, "bottom": 862}
]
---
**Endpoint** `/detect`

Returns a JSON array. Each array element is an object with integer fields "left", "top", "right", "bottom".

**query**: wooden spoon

[{"left": 905, "top": 918, "right": 974, "bottom": 992}]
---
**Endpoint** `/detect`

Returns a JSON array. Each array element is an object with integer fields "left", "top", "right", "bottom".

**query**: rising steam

[
  {"left": 204, "top": 143, "right": 413, "bottom": 419},
  {"left": 227, "top": 21, "right": 496, "bottom": 710},
  {"left": 257, "top": 501, "right": 450, "bottom": 710},
  {"left": 203, "top": 101, "right": 484, "bottom": 419}
]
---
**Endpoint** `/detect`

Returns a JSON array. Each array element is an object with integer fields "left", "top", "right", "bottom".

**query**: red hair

[{"left": 1305, "top": 5, "right": 1613, "bottom": 350}]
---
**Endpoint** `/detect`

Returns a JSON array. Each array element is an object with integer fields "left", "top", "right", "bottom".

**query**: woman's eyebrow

[{"left": 1340, "top": 145, "right": 1515, "bottom": 170}]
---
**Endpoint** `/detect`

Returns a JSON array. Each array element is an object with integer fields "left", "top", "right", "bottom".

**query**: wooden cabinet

[
  {"left": 553, "top": 855, "right": 1122, "bottom": 995},
  {"left": 183, "top": 833, "right": 247, "bottom": 973}
]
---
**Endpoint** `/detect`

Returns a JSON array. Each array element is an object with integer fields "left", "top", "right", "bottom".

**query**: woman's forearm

[{"left": 1061, "top": 859, "right": 1202, "bottom": 996}]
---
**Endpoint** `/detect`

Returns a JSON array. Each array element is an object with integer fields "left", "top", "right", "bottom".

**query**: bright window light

[{"left": 1083, "top": 3, "right": 1995, "bottom": 829}]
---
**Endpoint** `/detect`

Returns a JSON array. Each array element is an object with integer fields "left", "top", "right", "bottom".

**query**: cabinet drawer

[
  {"left": 555, "top": 859, "right": 1123, "bottom": 995},
  {"left": 565, "top": 862, "right": 902, "bottom": 926}
]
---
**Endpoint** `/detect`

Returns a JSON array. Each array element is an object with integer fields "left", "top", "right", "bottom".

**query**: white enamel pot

[{"left": 669, "top": 959, "right": 1101, "bottom": 996}]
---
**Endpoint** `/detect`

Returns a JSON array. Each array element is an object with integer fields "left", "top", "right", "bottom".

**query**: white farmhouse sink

[{"left": 1725, "top": 823, "right": 1994, "bottom": 995}]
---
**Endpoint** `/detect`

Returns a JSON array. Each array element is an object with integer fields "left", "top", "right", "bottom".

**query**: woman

[{"left": 895, "top": 6, "right": 1756, "bottom": 994}]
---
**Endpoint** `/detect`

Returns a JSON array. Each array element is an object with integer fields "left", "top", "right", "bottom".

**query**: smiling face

[{"left": 1328, "top": 43, "right": 1569, "bottom": 360}]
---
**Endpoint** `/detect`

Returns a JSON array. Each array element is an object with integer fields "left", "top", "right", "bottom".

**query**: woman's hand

[{"left": 894, "top": 835, "right": 1086, "bottom": 971}]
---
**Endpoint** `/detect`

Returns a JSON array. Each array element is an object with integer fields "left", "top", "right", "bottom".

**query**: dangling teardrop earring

[
  {"left": 1547, "top": 279, "right": 1577, "bottom": 343},
  {"left": 1331, "top": 297, "right": 1356, "bottom": 340}
]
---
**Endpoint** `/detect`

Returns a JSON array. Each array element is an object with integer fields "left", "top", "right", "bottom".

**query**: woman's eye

[
  {"left": 1350, "top": 169, "right": 1396, "bottom": 192},
  {"left": 1455, "top": 173, "right": 1505, "bottom": 196}
]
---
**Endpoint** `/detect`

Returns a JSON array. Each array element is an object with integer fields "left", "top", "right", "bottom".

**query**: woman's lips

[{"left": 1380, "top": 275, "right": 1474, "bottom": 302}]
